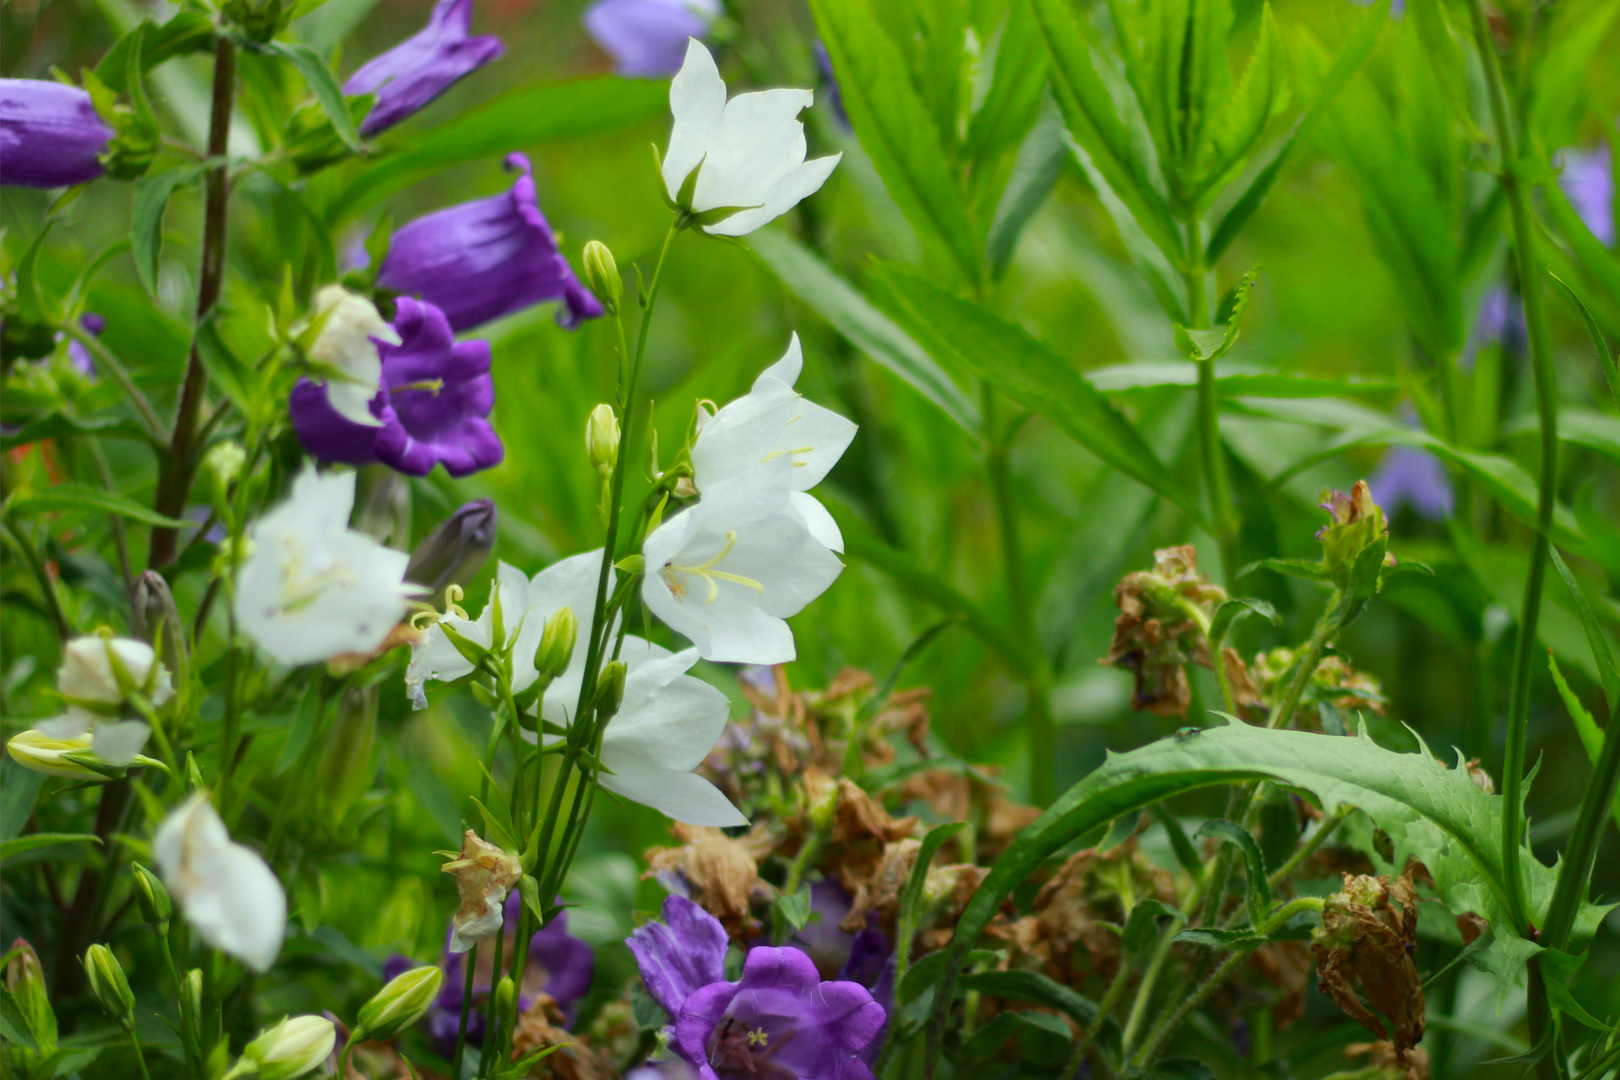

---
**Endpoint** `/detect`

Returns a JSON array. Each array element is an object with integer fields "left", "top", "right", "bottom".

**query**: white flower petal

[
  {"left": 155, "top": 795, "right": 287, "bottom": 973},
  {"left": 91, "top": 720, "right": 151, "bottom": 767},
  {"left": 757, "top": 331, "right": 803, "bottom": 389},
  {"left": 663, "top": 39, "right": 728, "bottom": 202},
  {"left": 701, "top": 152, "right": 841, "bottom": 236},
  {"left": 788, "top": 491, "right": 844, "bottom": 552},
  {"left": 600, "top": 767, "right": 747, "bottom": 827}
]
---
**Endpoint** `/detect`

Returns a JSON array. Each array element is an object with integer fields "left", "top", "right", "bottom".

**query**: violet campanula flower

[
  {"left": 628, "top": 895, "right": 886, "bottom": 1080},
  {"left": 1368, "top": 446, "right": 1453, "bottom": 522},
  {"left": 377, "top": 153, "right": 603, "bottom": 332},
  {"left": 345, "top": 0, "right": 504, "bottom": 136},
  {"left": 387, "top": 891, "right": 596, "bottom": 1057},
  {"left": 0, "top": 80, "right": 113, "bottom": 188},
  {"left": 1556, "top": 141, "right": 1615, "bottom": 246},
  {"left": 64, "top": 313, "right": 105, "bottom": 378},
  {"left": 290, "top": 298, "right": 504, "bottom": 478},
  {"left": 584, "top": 0, "right": 720, "bottom": 79},
  {"left": 405, "top": 498, "right": 498, "bottom": 601}
]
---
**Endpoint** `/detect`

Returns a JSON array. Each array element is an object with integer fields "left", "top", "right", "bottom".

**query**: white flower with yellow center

[
  {"left": 691, "top": 333, "right": 856, "bottom": 552},
  {"left": 154, "top": 794, "right": 286, "bottom": 973},
  {"left": 641, "top": 456, "right": 842, "bottom": 664},
  {"left": 235, "top": 468, "right": 421, "bottom": 667}
]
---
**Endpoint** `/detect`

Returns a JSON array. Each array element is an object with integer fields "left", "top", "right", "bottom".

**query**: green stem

[
  {"left": 126, "top": 1026, "right": 154, "bottom": 1080},
  {"left": 1464, "top": 0, "right": 1556, "bottom": 945},
  {"left": 1266, "top": 590, "right": 1345, "bottom": 730},
  {"left": 1184, "top": 215, "right": 1238, "bottom": 576},
  {"left": 1060, "top": 947, "right": 1134, "bottom": 1078},
  {"left": 479, "top": 923, "right": 506, "bottom": 1079},
  {"left": 1, "top": 519, "right": 73, "bottom": 641},
  {"left": 1264, "top": 806, "right": 1349, "bottom": 894},
  {"left": 452, "top": 940, "right": 478, "bottom": 1080}
]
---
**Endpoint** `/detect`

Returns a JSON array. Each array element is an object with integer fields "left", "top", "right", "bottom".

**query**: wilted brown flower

[
  {"left": 442, "top": 831, "right": 523, "bottom": 951},
  {"left": 1343, "top": 1040, "right": 1431, "bottom": 1080},
  {"left": 1311, "top": 874, "right": 1425, "bottom": 1060},
  {"left": 791, "top": 769, "right": 919, "bottom": 894},
  {"left": 898, "top": 766, "right": 1040, "bottom": 862},
  {"left": 510, "top": 994, "right": 620, "bottom": 1080},
  {"left": 642, "top": 822, "right": 775, "bottom": 941},
  {"left": 1103, "top": 546, "right": 1227, "bottom": 717},
  {"left": 841, "top": 838, "right": 988, "bottom": 956}
]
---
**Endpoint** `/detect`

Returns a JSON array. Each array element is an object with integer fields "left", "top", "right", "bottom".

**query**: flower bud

[
  {"left": 316, "top": 686, "right": 378, "bottom": 820},
  {"left": 535, "top": 607, "right": 578, "bottom": 681},
  {"left": 352, "top": 466, "right": 412, "bottom": 547},
  {"left": 6, "top": 729, "right": 109, "bottom": 779},
  {"left": 593, "top": 660, "right": 628, "bottom": 718},
  {"left": 131, "top": 862, "right": 173, "bottom": 928},
  {"left": 203, "top": 441, "right": 247, "bottom": 492},
  {"left": 0, "top": 79, "right": 113, "bottom": 188},
  {"left": 405, "top": 499, "right": 498, "bottom": 606},
  {"left": 131, "top": 570, "right": 189, "bottom": 687},
  {"left": 83, "top": 944, "right": 135, "bottom": 1022},
  {"left": 181, "top": 968, "right": 204, "bottom": 1023},
  {"left": 221, "top": 0, "right": 289, "bottom": 43},
  {"left": 1317, "top": 480, "right": 1392, "bottom": 590},
  {"left": 4, "top": 940, "right": 53, "bottom": 1045},
  {"left": 586, "top": 404, "right": 621, "bottom": 474},
  {"left": 494, "top": 976, "right": 516, "bottom": 1018},
  {"left": 58, "top": 635, "right": 174, "bottom": 711},
  {"left": 581, "top": 241, "right": 622, "bottom": 315},
  {"left": 240, "top": 1015, "right": 336, "bottom": 1080},
  {"left": 354, "top": 965, "right": 444, "bottom": 1042}
]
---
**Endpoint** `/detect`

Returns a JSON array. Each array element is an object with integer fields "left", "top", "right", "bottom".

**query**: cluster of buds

[
  {"left": 1318, "top": 480, "right": 1397, "bottom": 591},
  {"left": 1103, "top": 545, "right": 1228, "bottom": 717}
]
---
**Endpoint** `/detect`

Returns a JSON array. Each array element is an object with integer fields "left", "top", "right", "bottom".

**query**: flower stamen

[{"left": 660, "top": 530, "right": 765, "bottom": 604}]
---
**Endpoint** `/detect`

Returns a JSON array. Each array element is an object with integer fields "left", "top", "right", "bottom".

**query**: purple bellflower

[
  {"left": 385, "top": 891, "right": 595, "bottom": 1057},
  {"left": 345, "top": 0, "right": 504, "bottom": 136},
  {"left": 1557, "top": 141, "right": 1615, "bottom": 247},
  {"left": 377, "top": 153, "right": 603, "bottom": 333},
  {"left": 584, "top": 0, "right": 720, "bottom": 79},
  {"left": 0, "top": 79, "right": 113, "bottom": 188},
  {"left": 629, "top": 895, "right": 886, "bottom": 1080},
  {"left": 290, "top": 297, "right": 504, "bottom": 478},
  {"left": 1368, "top": 446, "right": 1453, "bottom": 521},
  {"left": 65, "top": 313, "right": 105, "bottom": 379}
]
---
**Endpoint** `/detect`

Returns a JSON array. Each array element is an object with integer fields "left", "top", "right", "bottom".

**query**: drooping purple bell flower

[
  {"left": 345, "top": 0, "right": 504, "bottom": 136},
  {"left": 1556, "top": 141, "right": 1615, "bottom": 247},
  {"left": 1368, "top": 445, "right": 1453, "bottom": 521},
  {"left": 0, "top": 79, "right": 114, "bottom": 188},
  {"left": 386, "top": 891, "right": 596, "bottom": 1058},
  {"left": 377, "top": 153, "right": 603, "bottom": 333},
  {"left": 406, "top": 498, "right": 498, "bottom": 600},
  {"left": 584, "top": 0, "right": 720, "bottom": 79},
  {"left": 629, "top": 896, "right": 886, "bottom": 1080},
  {"left": 289, "top": 298, "right": 504, "bottom": 478}
]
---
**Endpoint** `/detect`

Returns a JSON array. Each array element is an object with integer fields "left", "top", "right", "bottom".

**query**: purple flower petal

[
  {"left": 0, "top": 79, "right": 113, "bottom": 188},
  {"left": 345, "top": 0, "right": 504, "bottom": 136},
  {"left": 1368, "top": 445, "right": 1453, "bottom": 521},
  {"left": 627, "top": 895, "right": 729, "bottom": 1020},
  {"left": 530, "top": 909, "right": 596, "bottom": 1011},
  {"left": 65, "top": 313, "right": 104, "bottom": 378},
  {"left": 371, "top": 298, "right": 504, "bottom": 478},
  {"left": 377, "top": 153, "right": 604, "bottom": 333},
  {"left": 584, "top": 0, "right": 720, "bottom": 79},
  {"left": 1557, "top": 142, "right": 1615, "bottom": 247},
  {"left": 288, "top": 377, "right": 384, "bottom": 465}
]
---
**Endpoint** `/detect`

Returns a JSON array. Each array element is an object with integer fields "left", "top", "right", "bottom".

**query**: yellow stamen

[
  {"left": 391, "top": 378, "right": 445, "bottom": 397},
  {"left": 659, "top": 530, "right": 765, "bottom": 604},
  {"left": 747, "top": 1028, "right": 769, "bottom": 1046}
]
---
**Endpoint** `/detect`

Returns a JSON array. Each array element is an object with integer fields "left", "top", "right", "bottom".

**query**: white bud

[
  {"left": 354, "top": 965, "right": 443, "bottom": 1041},
  {"left": 239, "top": 1015, "right": 335, "bottom": 1080}
]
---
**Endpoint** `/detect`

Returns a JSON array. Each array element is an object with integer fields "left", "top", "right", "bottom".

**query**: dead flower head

[
  {"left": 1103, "top": 545, "right": 1227, "bottom": 717},
  {"left": 1342, "top": 1040, "right": 1431, "bottom": 1080},
  {"left": 511, "top": 993, "right": 619, "bottom": 1080},
  {"left": 442, "top": 830, "right": 523, "bottom": 953},
  {"left": 1311, "top": 874, "right": 1425, "bottom": 1060},
  {"left": 643, "top": 822, "right": 775, "bottom": 941}
]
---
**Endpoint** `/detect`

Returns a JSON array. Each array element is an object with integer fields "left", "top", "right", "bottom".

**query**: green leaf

[
  {"left": 1209, "top": 596, "right": 1279, "bottom": 651},
  {"left": 0, "top": 988, "right": 38, "bottom": 1051},
  {"left": 95, "top": 11, "right": 213, "bottom": 94},
  {"left": 985, "top": 104, "right": 1068, "bottom": 279},
  {"left": 4, "top": 483, "right": 188, "bottom": 528},
  {"left": 0, "top": 833, "right": 102, "bottom": 860},
  {"left": 1237, "top": 557, "right": 1330, "bottom": 584},
  {"left": 1199, "top": 3, "right": 1283, "bottom": 191},
  {"left": 1171, "top": 266, "right": 1257, "bottom": 362},
  {"left": 1206, "top": 2, "right": 1386, "bottom": 264},
  {"left": 1195, "top": 818, "right": 1272, "bottom": 926},
  {"left": 871, "top": 263, "right": 1208, "bottom": 527},
  {"left": 922, "top": 720, "right": 1609, "bottom": 1071},
  {"left": 1549, "top": 273, "right": 1620, "bottom": 412},
  {"left": 0, "top": 761, "right": 43, "bottom": 845},
  {"left": 897, "top": 821, "right": 968, "bottom": 961},
  {"left": 261, "top": 41, "right": 363, "bottom": 152},
  {"left": 956, "top": 969, "right": 1097, "bottom": 1024},
  {"left": 898, "top": 947, "right": 1002, "bottom": 1005},
  {"left": 131, "top": 166, "right": 200, "bottom": 298},
  {"left": 1548, "top": 653, "right": 1620, "bottom": 836},
  {"left": 960, "top": 1009, "right": 1071, "bottom": 1062},
  {"left": 774, "top": 884, "right": 813, "bottom": 933},
  {"left": 0, "top": 414, "right": 151, "bottom": 448},
  {"left": 1538, "top": 947, "right": 1613, "bottom": 1033},
  {"left": 1172, "top": 926, "right": 1266, "bottom": 951},
  {"left": 1547, "top": 546, "right": 1620, "bottom": 715},
  {"left": 748, "top": 230, "right": 979, "bottom": 436},
  {"left": 1030, "top": 0, "right": 1181, "bottom": 262},
  {"left": 1122, "top": 896, "right": 1181, "bottom": 953},
  {"left": 810, "top": 0, "right": 984, "bottom": 284},
  {"left": 274, "top": 681, "right": 326, "bottom": 777},
  {"left": 327, "top": 78, "right": 666, "bottom": 222},
  {"left": 964, "top": 0, "right": 1049, "bottom": 168},
  {"left": 1087, "top": 359, "right": 1395, "bottom": 397},
  {"left": 468, "top": 797, "right": 519, "bottom": 855},
  {"left": 1149, "top": 804, "right": 1203, "bottom": 880}
]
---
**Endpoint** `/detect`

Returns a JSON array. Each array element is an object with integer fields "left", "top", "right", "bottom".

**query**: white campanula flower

[
  {"left": 641, "top": 456, "right": 843, "bottom": 664},
  {"left": 235, "top": 468, "right": 422, "bottom": 667},
  {"left": 154, "top": 794, "right": 287, "bottom": 973},
  {"left": 35, "top": 636, "right": 173, "bottom": 766},
  {"left": 303, "top": 285, "right": 401, "bottom": 428},
  {"left": 691, "top": 333, "right": 856, "bottom": 551},
  {"left": 661, "top": 39, "right": 841, "bottom": 236}
]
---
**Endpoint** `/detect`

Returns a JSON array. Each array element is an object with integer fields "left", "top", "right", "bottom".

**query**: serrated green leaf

[
  {"left": 1548, "top": 653, "right": 1620, "bottom": 836},
  {"left": 748, "top": 230, "right": 979, "bottom": 436},
  {"left": 1172, "top": 926, "right": 1265, "bottom": 951},
  {"left": 1171, "top": 266, "right": 1257, "bottom": 362},
  {"left": 1199, "top": 3, "right": 1283, "bottom": 191},
  {"left": 810, "top": 0, "right": 983, "bottom": 284},
  {"left": 95, "top": 11, "right": 213, "bottom": 94},
  {"left": 871, "top": 263, "right": 1208, "bottom": 528},
  {"left": 5, "top": 483, "right": 188, "bottom": 528},
  {"left": 922, "top": 721, "right": 1611, "bottom": 1071},
  {"left": 1549, "top": 272, "right": 1620, "bottom": 412},
  {"left": 262, "top": 41, "right": 363, "bottom": 152}
]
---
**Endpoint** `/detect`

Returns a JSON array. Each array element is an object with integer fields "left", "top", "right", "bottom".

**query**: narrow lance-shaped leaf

[
  {"left": 871, "top": 263, "right": 1209, "bottom": 528},
  {"left": 262, "top": 40, "right": 364, "bottom": 152}
]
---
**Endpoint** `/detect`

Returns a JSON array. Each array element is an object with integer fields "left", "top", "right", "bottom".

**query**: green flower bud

[
  {"left": 494, "top": 976, "right": 516, "bottom": 1018},
  {"left": 581, "top": 241, "right": 622, "bottom": 315},
  {"left": 131, "top": 862, "right": 172, "bottom": 928},
  {"left": 316, "top": 686, "right": 378, "bottom": 820},
  {"left": 354, "top": 965, "right": 444, "bottom": 1042},
  {"left": 203, "top": 441, "right": 247, "bottom": 493},
  {"left": 132, "top": 570, "right": 189, "bottom": 689},
  {"left": 221, "top": 0, "right": 288, "bottom": 43},
  {"left": 593, "top": 660, "right": 628, "bottom": 718},
  {"left": 6, "top": 729, "right": 110, "bottom": 780},
  {"left": 586, "top": 403, "right": 621, "bottom": 474},
  {"left": 240, "top": 1015, "right": 336, "bottom": 1080},
  {"left": 1316, "top": 480, "right": 1393, "bottom": 590},
  {"left": 535, "top": 607, "right": 578, "bottom": 682},
  {"left": 181, "top": 968, "right": 204, "bottom": 1024},
  {"left": 4, "top": 940, "right": 56, "bottom": 1050},
  {"left": 83, "top": 945, "right": 135, "bottom": 1022}
]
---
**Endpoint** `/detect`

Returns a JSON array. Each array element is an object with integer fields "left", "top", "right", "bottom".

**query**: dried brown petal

[
  {"left": 642, "top": 823, "right": 775, "bottom": 941},
  {"left": 1103, "top": 546, "right": 1226, "bottom": 718},
  {"left": 1343, "top": 1040, "right": 1431, "bottom": 1080},
  {"left": 442, "top": 831, "right": 522, "bottom": 948},
  {"left": 1311, "top": 874, "right": 1425, "bottom": 1056},
  {"left": 510, "top": 994, "right": 620, "bottom": 1080}
]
